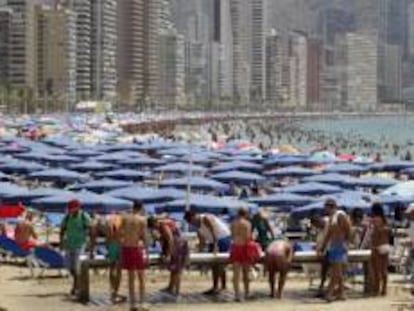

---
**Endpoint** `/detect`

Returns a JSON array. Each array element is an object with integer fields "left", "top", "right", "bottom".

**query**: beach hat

[{"left": 68, "top": 199, "right": 81, "bottom": 213}]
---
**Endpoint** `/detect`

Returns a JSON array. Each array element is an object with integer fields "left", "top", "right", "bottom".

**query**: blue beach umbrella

[
  {"left": 370, "top": 161, "right": 414, "bottom": 172},
  {"left": 160, "top": 176, "right": 229, "bottom": 193},
  {"left": 264, "top": 166, "right": 318, "bottom": 178},
  {"left": 249, "top": 192, "right": 315, "bottom": 210},
  {"left": 264, "top": 155, "right": 309, "bottom": 167},
  {"left": 210, "top": 161, "right": 262, "bottom": 173},
  {"left": 161, "top": 194, "right": 254, "bottom": 215},
  {"left": 29, "top": 168, "right": 88, "bottom": 183},
  {"left": 154, "top": 162, "right": 207, "bottom": 174},
  {"left": 345, "top": 176, "right": 398, "bottom": 189},
  {"left": 31, "top": 190, "right": 133, "bottom": 213},
  {"left": 0, "top": 182, "right": 27, "bottom": 199},
  {"left": 3, "top": 188, "right": 73, "bottom": 205},
  {"left": 65, "top": 149, "right": 103, "bottom": 158},
  {"left": 324, "top": 163, "right": 367, "bottom": 174},
  {"left": 70, "top": 161, "right": 117, "bottom": 173},
  {"left": 0, "top": 160, "right": 46, "bottom": 174},
  {"left": 382, "top": 181, "right": 414, "bottom": 197},
  {"left": 211, "top": 170, "right": 265, "bottom": 185},
  {"left": 119, "top": 157, "right": 165, "bottom": 168},
  {"left": 303, "top": 173, "right": 358, "bottom": 186},
  {"left": 96, "top": 169, "right": 150, "bottom": 181},
  {"left": 69, "top": 179, "right": 133, "bottom": 193},
  {"left": 107, "top": 186, "right": 186, "bottom": 204},
  {"left": 282, "top": 182, "right": 343, "bottom": 196}
]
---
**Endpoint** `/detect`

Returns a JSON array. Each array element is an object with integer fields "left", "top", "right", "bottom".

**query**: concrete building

[
  {"left": 36, "top": 4, "right": 77, "bottom": 108},
  {"left": 288, "top": 32, "right": 307, "bottom": 109},
  {"left": 265, "top": 29, "right": 287, "bottom": 106},
  {"left": 217, "top": 0, "right": 233, "bottom": 100},
  {"left": 306, "top": 38, "right": 323, "bottom": 110},
  {"left": 3, "top": 0, "right": 36, "bottom": 89},
  {"left": 378, "top": 43, "right": 402, "bottom": 103},
  {"left": 159, "top": 30, "right": 185, "bottom": 109},
  {"left": 250, "top": 0, "right": 266, "bottom": 103},
  {"left": 343, "top": 33, "right": 378, "bottom": 111},
  {"left": 0, "top": 7, "right": 12, "bottom": 85},
  {"left": 69, "top": 0, "right": 92, "bottom": 100},
  {"left": 90, "top": 0, "right": 117, "bottom": 101},
  {"left": 230, "top": 0, "right": 251, "bottom": 106},
  {"left": 117, "top": 0, "right": 161, "bottom": 109}
]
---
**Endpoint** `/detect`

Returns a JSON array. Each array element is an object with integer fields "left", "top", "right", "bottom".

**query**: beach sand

[{"left": 0, "top": 265, "right": 413, "bottom": 311}]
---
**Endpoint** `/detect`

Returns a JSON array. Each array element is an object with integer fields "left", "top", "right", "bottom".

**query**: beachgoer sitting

[
  {"left": 14, "top": 211, "right": 38, "bottom": 250},
  {"left": 0, "top": 221, "right": 6, "bottom": 236},
  {"left": 264, "top": 240, "right": 293, "bottom": 299},
  {"left": 184, "top": 210, "right": 231, "bottom": 295},
  {"left": 148, "top": 215, "right": 189, "bottom": 296},
  {"left": 229, "top": 208, "right": 261, "bottom": 301}
]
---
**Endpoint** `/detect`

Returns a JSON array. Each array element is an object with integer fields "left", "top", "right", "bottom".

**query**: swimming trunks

[
  {"left": 121, "top": 247, "right": 147, "bottom": 271},
  {"left": 229, "top": 241, "right": 261, "bottom": 265},
  {"left": 327, "top": 241, "right": 347, "bottom": 264},
  {"left": 107, "top": 241, "right": 121, "bottom": 263}
]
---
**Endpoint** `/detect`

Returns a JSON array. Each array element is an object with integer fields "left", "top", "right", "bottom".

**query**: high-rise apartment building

[
  {"left": 3, "top": 0, "right": 36, "bottom": 89},
  {"left": 68, "top": 0, "right": 91, "bottom": 100},
  {"left": 90, "top": 0, "right": 117, "bottom": 101},
  {"left": 36, "top": 4, "right": 77, "bottom": 109},
  {"left": 342, "top": 33, "right": 378, "bottom": 111},
  {"left": 230, "top": 0, "right": 251, "bottom": 106},
  {"left": 288, "top": 32, "right": 308, "bottom": 109},
  {"left": 117, "top": 0, "right": 161, "bottom": 108},
  {"left": 0, "top": 7, "right": 12, "bottom": 85},
  {"left": 250, "top": 0, "right": 266, "bottom": 102}
]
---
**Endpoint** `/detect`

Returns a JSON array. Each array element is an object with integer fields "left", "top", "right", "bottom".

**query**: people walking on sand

[
  {"left": 90, "top": 213, "right": 124, "bottom": 304},
  {"left": 265, "top": 240, "right": 294, "bottom": 299},
  {"left": 229, "top": 208, "right": 260, "bottom": 301},
  {"left": 184, "top": 211, "right": 231, "bottom": 295},
  {"left": 59, "top": 200, "right": 91, "bottom": 296},
  {"left": 370, "top": 203, "right": 391, "bottom": 296},
  {"left": 317, "top": 199, "right": 351, "bottom": 302},
  {"left": 148, "top": 215, "right": 189, "bottom": 297},
  {"left": 119, "top": 202, "right": 148, "bottom": 311},
  {"left": 14, "top": 211, "right": 38, "bottom": 251}
]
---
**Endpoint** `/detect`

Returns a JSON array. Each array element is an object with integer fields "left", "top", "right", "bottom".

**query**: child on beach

[{"left": 370, "top": 203, "right": 392, "bottom": 296}]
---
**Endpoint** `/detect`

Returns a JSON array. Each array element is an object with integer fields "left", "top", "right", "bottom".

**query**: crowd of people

[{"left": 1, "top": 197, "right": 414, "bottom": 311}]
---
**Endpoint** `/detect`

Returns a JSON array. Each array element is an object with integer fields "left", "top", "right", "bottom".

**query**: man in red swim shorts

[
  {"left": 230, "top": 208, "right": 261, "bottom": 302},
  {"left": 119, "top": 202, "right": 148, "bottom": 311}
]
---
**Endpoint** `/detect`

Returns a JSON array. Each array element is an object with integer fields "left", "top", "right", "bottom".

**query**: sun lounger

[
  {"left": 33, "top": 246, "right": 66, "bottom": 277},
  {"left": 0, "top": 237, "right": 37, "bottom": 276}
]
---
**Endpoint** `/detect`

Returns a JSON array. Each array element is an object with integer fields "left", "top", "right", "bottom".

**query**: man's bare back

[
  {"left": 231, "top": 218, "right": 251, "bottom": 245},
  {"left": 120, "top": 214, "right": 146, "bottom": 248}
]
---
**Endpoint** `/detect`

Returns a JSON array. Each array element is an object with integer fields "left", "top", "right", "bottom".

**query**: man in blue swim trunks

[{"left": 317, "top": 199, "right": 351, "bottom": 302}]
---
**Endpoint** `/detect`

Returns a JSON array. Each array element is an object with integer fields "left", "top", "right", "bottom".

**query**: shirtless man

[
  {"left": 90, "top": 213, "right": 124, "bottom": 304},
  {"left": 317, "top": 199, "right": 352, "bottom": 302},
  {"left": 15, "top": 212, "right": 38, "bottom": 250},
  {"left": 265, "top": 240, "right": 293, "bottom": 299},
  {"left": 229, "top": 208, "right": 260, "bottom": 301},
  {"left": 148, "top": 216, "right": 189, "bottom": 296},
  {"left": 119, "top": 202, "right": 148, "bottom": 311},
  {"left": 184, "top": 210, "right": 231, "bottom": 295}
]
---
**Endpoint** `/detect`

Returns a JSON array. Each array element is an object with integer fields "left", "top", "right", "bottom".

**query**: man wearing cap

[
  {"left": 60, "top": 199, "right": 91, "bottom": 296},
  {"left": 406, "top": 204, "right": 414, "bottom": 295}
]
